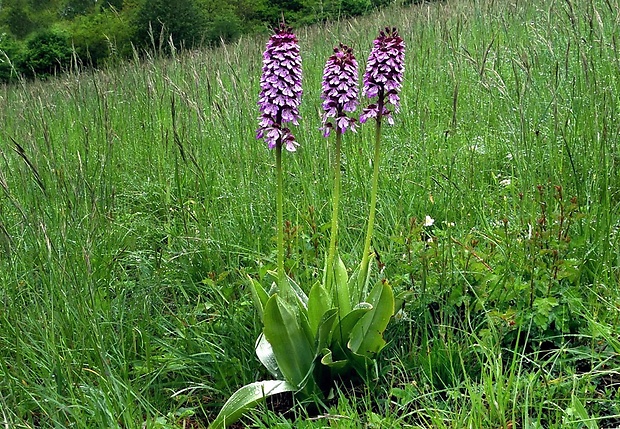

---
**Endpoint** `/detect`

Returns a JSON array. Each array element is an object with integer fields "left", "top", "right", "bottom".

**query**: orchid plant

[{"left": 210, "top": 26, "right": 405, "bottom": 429}]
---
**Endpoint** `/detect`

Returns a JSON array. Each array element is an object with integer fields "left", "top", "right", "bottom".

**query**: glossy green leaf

[
  {"left": 208, "top": 380, "right": 295, "bottom": 429},
  {"left": 264, "top": 271, "right": 308, "bottom": 308},
  {"left": 348, "top": 280, "right": 395, "bottom": 356},
  {"left": 349, "top": 258, "right": 373, "bottom": 305},
  {"left": 334, "top": 255, "right": 351, "bottom": 317},
  {"left": 263, "top": 295, "right": 315, "bottom": 388},
  {"left": 286, "top": 274, "right": 309, "bottom": 309},
  {"left": 316, "top": 308, "right": 338, "bottom": 352},
  {"left": 330, "top": 306, "right": 372, "bottom": 352},
  {"left": 320, "top": 348, "right": 350, "bottom": 374},
  {"left": 308, "top": 282, "right": 332, "bottom": 334},
  {"left": 248, "top": 276, "right": 269, "bottom": 321},
  {"left": 255, "top": 333, "right": 281, "bottom": 379}
]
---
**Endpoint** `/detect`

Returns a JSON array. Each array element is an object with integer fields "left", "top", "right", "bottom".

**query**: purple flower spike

[
  {"left": 320, "top": 44, "right": 359, "bottom": 137},
  {"left": 257, "top": 24, "right": 303, "bottom": 151},
  {"left": 360, "top": 27, "right": 405, "bottom": 125}
]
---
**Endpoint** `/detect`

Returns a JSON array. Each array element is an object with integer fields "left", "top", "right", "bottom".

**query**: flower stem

[
  {"left": 360, "top": 98, "right": 384, "bottom": 294},
  {"left": 326, "top": 130, "right": 342, "bottom": 290},
  {"left": 276, "top": 142, "right": 286, "bottom": 295}
]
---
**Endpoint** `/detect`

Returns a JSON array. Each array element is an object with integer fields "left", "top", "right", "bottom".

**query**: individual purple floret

[
  {"left": 320, "top": 44, "right": 359, "bottom": 137},
  {"left": 360, "top": 27, "right": 405, "bottom": 125},
  {"left": 256, "top": 23, "right": 303, "bottom": 152}
]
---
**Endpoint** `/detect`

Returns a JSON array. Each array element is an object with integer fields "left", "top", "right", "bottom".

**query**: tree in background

[
  {"left": 60, "top": 0, "right": 97, "bottom": 18},
  {"left": 101, "top": 0, "right": 124, "bottom": 10},
  {"left": 207, "top": 10, "right": 242, "bottom": 44},
  {"left": 0, "top": 0, "right": 36, "bottom": 38},
  {"left": 0, "top": 0, "right": 404, "bottom": 82},
  {"left": 0, "top": 31, "right": 22, "bottom": 81},
  {"left": 64, "top": 8, "right": 132, "bottom": 67},
  {"left": 19, "top": 29, "right": 72, "bottom": 77},
  {"left": 132, "top": 0, "right": 208, "bottom": 50}
]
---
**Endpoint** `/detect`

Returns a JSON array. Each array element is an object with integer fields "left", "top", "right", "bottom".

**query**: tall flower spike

[
  {"left": 360, "top": 27, "right": 405, "bottom": 125},
  {"left": 320, "top": 44, "right": 359, "bottom": 137},
  {"left": 256, "top": 23, "right": 303, "bottom": 152}
]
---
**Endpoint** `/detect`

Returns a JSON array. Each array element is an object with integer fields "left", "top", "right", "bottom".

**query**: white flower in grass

[
  {"left": 500, "top": 178, "right": 511, "bottom": 187},
  {"left": 424, "top": 215, "right": 434, "bottom": 227}
]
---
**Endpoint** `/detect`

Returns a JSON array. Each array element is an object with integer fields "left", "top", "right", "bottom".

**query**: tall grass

[{"left": 1, "top": 0, "right": 619, "bottom": 427}]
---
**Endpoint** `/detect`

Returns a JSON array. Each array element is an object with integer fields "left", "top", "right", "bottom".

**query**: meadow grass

[{"left": 1, "top": 0, "right": 619, "bottom": 427}]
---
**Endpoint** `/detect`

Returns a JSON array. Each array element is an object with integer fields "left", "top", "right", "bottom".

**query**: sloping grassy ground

[{"left": 1, "top": 0, "right": 619, "bottom": 427}]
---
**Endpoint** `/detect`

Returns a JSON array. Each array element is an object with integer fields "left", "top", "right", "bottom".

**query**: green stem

[
  {"left": 276, "top": 143, "right": 286, "bottom": 296},
  {"left": 326, "top": 130, "right": 342, "bottom": 291},
  {"left": 359, "top": 99, "right": 384, "bottom": 294}
]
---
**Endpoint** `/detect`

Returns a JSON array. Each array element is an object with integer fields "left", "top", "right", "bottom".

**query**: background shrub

[
  {"left": 0, "top": 0, "right": 404, "bottom": 80},
  {"left": 0, "top": 31, "right": 23, "bottom": 82},
  {"left": 65, "top": 10, "right": 133, "bottom": 67},
  {"left": 131, "top": 0, "right": 208, "bottom": 50},
  {"left": 207, "top": 11, "right": 243, "bottom": 45},
  {"left": 60, "top": 0, "right": 98, "bottom": 18},
  {"left": 0, "top": 3, "right": 36, "bottom": 38},
  {"left": 19, "top": 29, "right": 72, "bottom": 78}
]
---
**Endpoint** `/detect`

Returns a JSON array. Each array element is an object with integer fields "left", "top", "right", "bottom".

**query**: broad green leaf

[
  {"left": 255, "top": 333, "right": 281, "bottom": 379},
  {"left": 264, "top": 271, "right": 308, "bottom": 308},
  {"left": 329, "top": 306, "right": 372, "bottom": 353},
  {"left": 334, "top": 255, "right": 351, "bottom": 317},
  {"left": 263, "top": 295, "right": 315, "bottom": 388},
  {"left": 308, "top": 282, "right": 332, "bottom": 334},
  {"left": 286, "top": 274, "right": 309, "bottom": 309},
  {"left": 349, "top": 258, "right": 373, "bottom": 306},
  {"left": 208, "top": 380, "right": 295, "bottom": 429},
  {"left": 348, "top": 347, "right": 376, "bottom": 379},
  {"left": 320, "top": 348, "right": 350, "bottom": 374},
  {"left": 320, "top": 250, "right": 329, "bottom": 288},
  {"left": 298, "top": 303, "right": 316, "bottom": 359},
  {"left": 316, "top": 309, "right": 338, "bottom": 351},
  {"left": 354, "top": 302, "right": 373, "bottom": 310},
  {"left": 348, "top": 281, "right": 395, "bottom": 356},
  {"left": 248, "top": 276, "right": 269, "bottom": 321}
]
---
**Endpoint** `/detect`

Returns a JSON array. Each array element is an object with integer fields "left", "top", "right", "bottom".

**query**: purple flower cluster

[
  {"left": 320, "top": 44, "right": 359, "bottom": 137},
  {"left": 360, "top": 27, "right": 405, "bottom": 125},
  {"left": 256, "top": 24, "right": 303, "bottom": 151}
]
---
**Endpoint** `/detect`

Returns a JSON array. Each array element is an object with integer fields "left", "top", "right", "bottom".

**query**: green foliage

[
  {"left": 322, "top": 0, "right": 373, "bottom": 18},
  {"left": 65, "top": 9, "right": 133, "bottom": 66},
  {"left": 0, "top": 0, "right": 400, "bottom": 75},
  {"left": 212, "top": 269, "right": 395, "bottom": 427},
  {"left": 19, "top": 29, "right": 72, "bottom": 77},
  {"left": 101, "top": 0, "right": 124, "bottom": 9},
  {"left": 0, "top": 31, "right": 22, "bottom": 82},
  {"left": 0, "top": 1, "right": 36, "bottom": 38},
  {"left": 207, "top": 10, "right": 242, "bottom": 44},
  {"left": 131, "top": 0, "right": 209, "bottom": 50},
  {"left": 209, "top": 380, "right": 296, "bottom": 429},
  {"left": 60, "top": 0, "right": 97, "bottom": 18}
]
